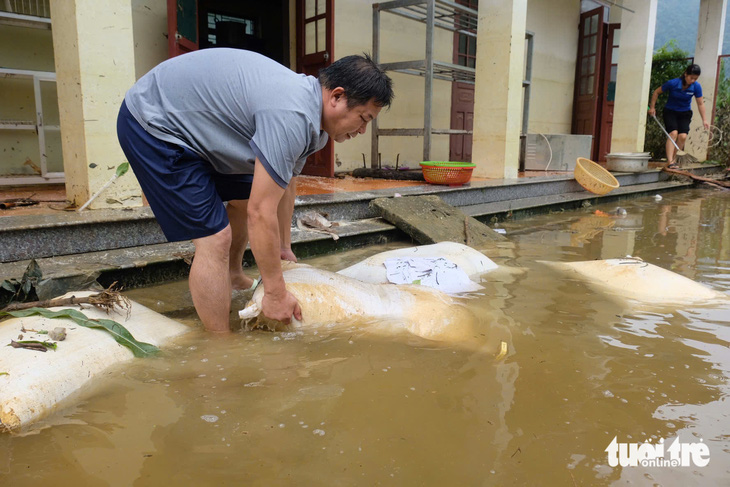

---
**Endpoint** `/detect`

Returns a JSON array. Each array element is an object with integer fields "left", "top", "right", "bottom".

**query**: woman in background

[{"left": 649, "top": 64, "right": 710, "bottom": 167}]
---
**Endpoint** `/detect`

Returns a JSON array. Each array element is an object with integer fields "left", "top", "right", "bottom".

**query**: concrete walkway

[{"left": 0, "top": 165, "right": 716, "bottom": 292}]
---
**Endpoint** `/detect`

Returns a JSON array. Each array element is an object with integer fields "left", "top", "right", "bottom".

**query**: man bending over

[{"left": 117, "top": 49, "right": 393, "bottom": 332}]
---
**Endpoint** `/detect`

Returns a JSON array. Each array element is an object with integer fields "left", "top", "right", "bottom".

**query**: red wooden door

[
  {"left": 167, "top": 0, "right": 199, "bottom": 58},
  {"left": 572, "top": 7, "right": 605, "bottom": 160},
  {"left": 296, "top": 0, "right": 334, "bottom": 177},
  {"left": 449, "top": 0, "right": 478, "bottom": 162},
  {"left": 597, "top": 24, "right": 619, "bottom": 162}
]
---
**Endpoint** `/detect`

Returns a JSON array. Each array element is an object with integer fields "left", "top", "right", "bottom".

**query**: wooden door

[
  {"left": 449, "top": 0, "right": 478, "bottom": 162},
  {"left": 572, "top": 7, "right": 605, "bottom": 160},
  {"left": 597, "top": 24, "right": 619, "bottom": 161},
  {"left": 296, "top": 0, "right": 334, "bottom": 177},
  {"left": 167, "top": 0, "right": 199, "bottom": 58}
]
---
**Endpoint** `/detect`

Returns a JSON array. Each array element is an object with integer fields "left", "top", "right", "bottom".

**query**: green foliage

[
  {"left": 645, "top": 42, "right": 691, "bottom": 160},
  {"left": 0, "top": 260, "right": 41, "bottom": 308},
  {"left": 708, "top": 59, "right": 730, "bottom": 167},
  {"left": 115, "top": 162, "right": 130, "bottom": 178},
  {"left": 0, "top": 307, "right": 160, "bottom": 358}
]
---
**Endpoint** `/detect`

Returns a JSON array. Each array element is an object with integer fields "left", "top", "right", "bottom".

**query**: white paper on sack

[{"left": 384, "top": 257, "right": 483, "bottom": 294}]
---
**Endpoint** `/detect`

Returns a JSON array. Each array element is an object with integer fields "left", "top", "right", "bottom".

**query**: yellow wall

[
  {"left": 525, "top": 0, "right": 579, "bottom": 134},
  {"left": 334, "top": 0, "right": 454, "bottom": 172},
  {"left": 332, "top": 0, "right": 581, "bottom": 172},
  {"left": 123, "top": 0, "right": 454, "bottom": 173},
  {"left": 0, "top": 23, "right": 61, "bottom": 176},
  {"left": 131, "top": 0, "right": 168, "bottom": 79},
  {"left": 51, "top": 0, "right": 141, "bottom": 208},
  {"left": 0, "top": 0, "right": 166, "bottom": 181},
  {"left": 2, "top": 1, "right": 584, "bottom": 181}
]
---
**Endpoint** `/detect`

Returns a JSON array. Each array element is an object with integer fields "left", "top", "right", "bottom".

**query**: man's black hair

[{"left": 319, "top": 53, "right": 394, "bottom": 108}]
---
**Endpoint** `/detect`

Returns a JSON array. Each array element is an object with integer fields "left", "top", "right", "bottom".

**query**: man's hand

[
  {"left": 261, "top": 289, "right": 302, "bottom": 324},
  {"left": 648, "top": 107, "right": 656, "bottom": 117},
  {"left": 703, "top": 120, "right": 710, "bottom": 130},
  {"left": 281, "top": 247, "right": 297, "bottom": 262}
]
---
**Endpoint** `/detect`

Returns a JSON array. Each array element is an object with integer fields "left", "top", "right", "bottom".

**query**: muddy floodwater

[{"left": 2, "top": 188, "right": 729, "bottom": 486}]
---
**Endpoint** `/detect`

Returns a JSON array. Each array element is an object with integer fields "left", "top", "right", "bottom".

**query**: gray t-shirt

[{"left": 124, "top": 48, "right": 328, "bottom": 187}]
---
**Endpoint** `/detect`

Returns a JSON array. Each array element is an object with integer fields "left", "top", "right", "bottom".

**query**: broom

[{"left": 651, "top": 114, "right": 699, "bottom": 166}]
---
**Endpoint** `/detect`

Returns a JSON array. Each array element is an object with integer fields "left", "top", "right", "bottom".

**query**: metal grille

[
  {"left": 1, "top": 0, "right": 50, "bottom": 18},
  {"left": 382, "top": 0, "right": 478, "bottom": 38}
]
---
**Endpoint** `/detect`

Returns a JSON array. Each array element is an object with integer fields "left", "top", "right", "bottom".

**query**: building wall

[
  {"left": 334, "top": 0, "right": 454, "bottom": 172},
  {"left": 525, "top": 0, "right": 580, "bottom": 135},
  {"left": 131, "top": 0, "right": 169, "bottom": 79},
  {"left": 0, "top": 23, "right": 61, "bottom": 176},
  {"left": 125, "top": 0, "right": 454, "bottom": 173},
  {"left": 1, "top": 1, "right": 583, "bottom": 180},
  {"left": 0, "top": 0, "right": 167, "bottom": 180}
]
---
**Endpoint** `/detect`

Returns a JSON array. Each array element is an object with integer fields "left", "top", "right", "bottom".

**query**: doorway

[
  {"left": 197, "top": 1, "right": 289, "bottom": 66},
  {"left": 167, "top": 0, "right": 289, "bottom": 64},
  {"left": 296, "top": 0, "right": 334, "bottom": 177},
  {"left": 572, "top": 6, "right": 606, "bottom": 161},
  {"left": 597, "top": 24, "right": 619, "bottom": 161},
  {"left": 167, "top": 0, "right": 334, "bottom": 177},
  {"left": 449, "top": 0, "right": 478, "bottom": 163}
]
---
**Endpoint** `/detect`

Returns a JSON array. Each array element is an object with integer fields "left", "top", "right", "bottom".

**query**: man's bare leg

[
  {"left": 190, "top": 225, "right": 233, "bottom": 332},
  {"left": 227, "top": 200, "right": 255, "bottom": 290}
]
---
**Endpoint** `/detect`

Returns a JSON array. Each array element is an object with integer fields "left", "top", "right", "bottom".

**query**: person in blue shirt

[{"left": 648, "top": 64, "right": 709, "bottom": 167}]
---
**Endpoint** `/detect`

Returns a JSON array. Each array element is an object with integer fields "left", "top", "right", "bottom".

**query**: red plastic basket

[{"left": 420, "top": 161, "right": 476, "bottom": 186}]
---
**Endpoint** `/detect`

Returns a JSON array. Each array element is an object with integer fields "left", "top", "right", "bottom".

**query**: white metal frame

[
  {"left": 0, "top": 10, "right": 50, "bottom": 29},
  {"left": 0, "top": 68, "right": 64, "bottom": 185}
]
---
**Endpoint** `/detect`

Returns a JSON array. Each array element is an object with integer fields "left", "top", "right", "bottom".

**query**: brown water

[{"left": 2, "top": 188, "right": 729, "bottom": 486}]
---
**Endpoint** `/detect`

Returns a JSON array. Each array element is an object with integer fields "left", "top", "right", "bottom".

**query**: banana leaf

[{"left": 1, "top": 308, "right": 159, "bottom": 358}]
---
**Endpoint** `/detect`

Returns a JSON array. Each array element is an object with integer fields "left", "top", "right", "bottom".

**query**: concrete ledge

[
  {"left": 0, "top": 164, "right": 722, "bottom": 263},
  {"left": 0, "top": 218, "right": 403, "bottom": 290},
  {"left": 294, "top": 165, "right": 719, "bottom": 220},
  {"left": 463, "top": 180, "right": 693, "bottom": 219}
]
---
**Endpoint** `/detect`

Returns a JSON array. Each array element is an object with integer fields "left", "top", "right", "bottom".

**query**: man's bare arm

[
  {"left": 248, "top": 159, "right": 302, "bottom": 323},
  {"left": 278, "top": 176, "right": 297, "bottom": 262}
]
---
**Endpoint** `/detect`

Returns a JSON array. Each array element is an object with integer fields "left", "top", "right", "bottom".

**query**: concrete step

[
  {"left": 0, "top": 165, "right": 721, "bottom": 265},
  {"left": 0, "top": 218, "right": 402, "bottom": 292},
  {"left": 0, "top": 178, "right": 705, "bottom": 291}
]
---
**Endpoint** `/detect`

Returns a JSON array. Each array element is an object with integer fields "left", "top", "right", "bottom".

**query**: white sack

[
  {"left": 541, "top": 258, "right": 727, "bottom": 305},
  {"left": 0, "top": 292, "right": 189, "bottom": 433},
  {"left": 337, "top": 242, "right": 497, "bottom": 291},
  {"left": 240, "top": 263, "right": 477, "bottom": 343}
]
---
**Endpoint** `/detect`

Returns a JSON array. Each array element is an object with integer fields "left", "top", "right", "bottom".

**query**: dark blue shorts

[
  {"left": 117, "top": 100, "right": 253, "bottom": 242},
  {"left": 663, "top": 108, "right": 692, "bottom": 135}
]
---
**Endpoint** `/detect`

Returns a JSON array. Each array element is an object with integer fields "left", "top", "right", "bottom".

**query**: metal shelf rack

[
  {"left": 371, "top": 0, "right": 478, "bottom": 167},
  {"left": 0, "top": 68, "right": 63, "bottom": 185}
]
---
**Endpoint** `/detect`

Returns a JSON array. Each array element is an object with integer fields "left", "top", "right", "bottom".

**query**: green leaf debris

[{"left": 1, "top": 307, "right": 159, "bottom": 358}]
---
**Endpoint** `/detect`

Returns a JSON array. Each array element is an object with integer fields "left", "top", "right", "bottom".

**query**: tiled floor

[
  {"left": 295, "top": 174, "right": 428, "bottom": 195},
  {"left": 0, "top": 184, "right": 69, "bottom": 217},
  {"left": 295, "top": 170, "right": 578, "bottom": 195}
]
